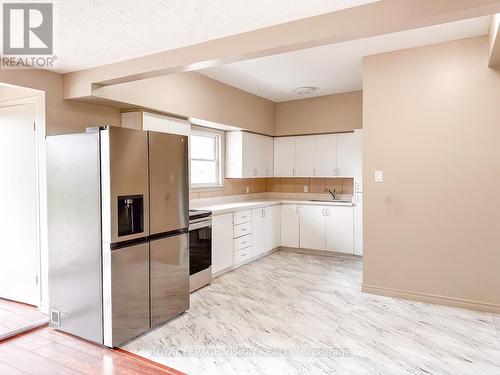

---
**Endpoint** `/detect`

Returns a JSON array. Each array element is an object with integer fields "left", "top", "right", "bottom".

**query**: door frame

[{"left": 0, "top": 85, "right": 47, "bottom": 314}]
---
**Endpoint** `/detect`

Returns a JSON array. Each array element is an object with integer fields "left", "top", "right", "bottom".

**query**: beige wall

[
  {"left": 275, "top": 91, "right": 362, "bottom": 135},
  {"left": 0, "top": 70, "right": 121, "bottom": 135},
  {"left": 363, "top": 36, "right": 500, "bottom": 310},
  {"left": 93, "top": 72, "right": 275, "bottom": 135}
]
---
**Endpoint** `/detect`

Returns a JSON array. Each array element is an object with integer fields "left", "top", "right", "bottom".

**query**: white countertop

[{"left": 192, "top": 197, "right": 354, "bottom": 215}]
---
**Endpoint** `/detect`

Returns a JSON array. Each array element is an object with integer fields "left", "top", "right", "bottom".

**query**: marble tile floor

[{"left": 123, "top": 251, "right": 500, "bottom": 375}]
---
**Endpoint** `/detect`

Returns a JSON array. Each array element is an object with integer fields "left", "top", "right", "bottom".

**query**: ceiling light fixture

[{"left": 292, "top": 86, "right": 318, "bottom": 96}]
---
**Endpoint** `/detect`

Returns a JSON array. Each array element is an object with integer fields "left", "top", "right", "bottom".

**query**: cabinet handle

[
  {"left": 321, "top": 209, "right": 325, "bottom": 216},
  {"left": 241, "top": 241, "right": 247, "bottom": 245},
  {"left": 241, "top": 228, "right": 247, "bottom": 231},
  {"left": 337, "top": 168, "right": 341, "bottom": 176},
  {"left": 266, "top": 169, "right": 269, "bottom": 176},
  {"left": 327, "top": 209, "right": 330, "bottom": 216},
  {"left": 313, "top": 168, "right": 316, "bottom": 176}
]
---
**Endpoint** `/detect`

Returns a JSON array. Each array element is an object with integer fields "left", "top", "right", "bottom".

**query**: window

[{"left": 190, "top": 129, "right": 223, "bottom": 188}]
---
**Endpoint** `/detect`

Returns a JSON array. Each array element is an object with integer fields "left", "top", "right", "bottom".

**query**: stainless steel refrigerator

[{"left": 47, "top": 126, "right": 189, "bottom": 347}]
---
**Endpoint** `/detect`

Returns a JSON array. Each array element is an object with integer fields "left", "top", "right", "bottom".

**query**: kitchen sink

[{"left": 309, "top": 199, "right": 352, "bottom": 203}]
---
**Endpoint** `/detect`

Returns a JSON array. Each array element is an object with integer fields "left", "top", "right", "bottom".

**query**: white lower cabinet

[
  {"left": 212, "top": 213, "right": 234, "bottom": 274},
  {"left": 353, "top": 193, "right": 363, "bottom": 256},
  {"left": 299, "top": 205, "right": 326, "bottom": 250},
  {"left": 271, "top": 205, "right": 281, "bottom": 249},
  {"left": 280, "top": 204, "right": 300, "bottom": 247},
  {"left": 325, "top": 206, "right": 354, "bottom": 254},
  {"left": 298, "top": 204, "right": 354, "bottom": 254},
  {"left": 252, "top": 206, "right": 273, "bottom": 257}
]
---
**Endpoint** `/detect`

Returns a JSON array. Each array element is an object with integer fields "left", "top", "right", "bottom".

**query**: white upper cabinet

[
  {"left": 273, "top": 132, "right": 361, "bottom": 178},
  {"left": 336, "top": 133, "right": 357, "bottom": 177},
  {"left": 121, "top": 111, "right": 191, "bottom": 136},
  {"left": 273, "top": 137, "right": 296, "bottom": 177},
  {"left": 315, "top": 134, "right": 337, "bottom": 177},
  {"left": 226, "top": 131, "right": 274, "bottom": 178},
  {"left": 353, "top": 130, "right": 363, "bottom": 192},
  {"left": 295, "top": 136, "right": 316, "bottom": 177}
]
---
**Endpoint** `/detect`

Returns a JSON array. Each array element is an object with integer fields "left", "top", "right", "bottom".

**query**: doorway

[{"left": 0, "top": 83, "right": 48, "bottom": 339}]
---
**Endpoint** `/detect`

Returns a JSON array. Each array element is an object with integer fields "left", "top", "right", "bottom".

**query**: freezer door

[
  {"left": 111, "top": 242, "right": 150, "bottom": 346},
  {"left": 150, "top": 233, "right": 189, "bottom": 327},
  {"left": 148, "top": 131, "right": 189, "bottom": 234},
  {"left": 102, "top": 126, "right": 150, "bottom": 244}
]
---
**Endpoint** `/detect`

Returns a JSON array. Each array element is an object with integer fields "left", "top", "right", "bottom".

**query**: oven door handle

[{"left": 189, "top": 220, "right": 212, "bottom": 231}]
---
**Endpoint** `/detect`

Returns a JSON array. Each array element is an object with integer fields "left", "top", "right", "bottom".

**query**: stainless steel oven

[{"left": 189, "top": 210, "right": 212, "bottom": 292}]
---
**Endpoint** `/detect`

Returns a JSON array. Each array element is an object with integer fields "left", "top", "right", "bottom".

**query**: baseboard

[
  {"left": 362, "top": 284, "right": 500, "bottom": 314},
  {"left": 279, "top": 246, "right": 362, "bottom": 260}
]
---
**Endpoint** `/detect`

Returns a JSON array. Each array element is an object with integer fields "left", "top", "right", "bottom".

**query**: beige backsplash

[{"left": 190, "top": 178, "right": 353, "bottom": 200}]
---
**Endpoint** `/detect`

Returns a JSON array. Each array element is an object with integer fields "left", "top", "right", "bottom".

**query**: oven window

[{"left": 189, "top": 226, "right": 212, "bottom": 275}]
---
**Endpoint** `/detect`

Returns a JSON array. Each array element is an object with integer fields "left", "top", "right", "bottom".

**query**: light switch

[{"left": 374, "top": 171, "right": 384, "bottom": 183}]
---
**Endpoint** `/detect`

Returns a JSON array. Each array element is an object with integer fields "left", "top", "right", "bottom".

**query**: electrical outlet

[
  {"left": 246, "top": 186, "right": 250, "bottom": 194},
  {"left": 304, "top": 185, "right": 309, "bottom": 193},
  {"left": 375, "top": 171, "right": 384, "bottom": 183}
]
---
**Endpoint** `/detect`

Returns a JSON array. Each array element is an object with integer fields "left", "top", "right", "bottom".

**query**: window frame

[{"left": 189, "top": 126, "right": 225, "bottom": 189}]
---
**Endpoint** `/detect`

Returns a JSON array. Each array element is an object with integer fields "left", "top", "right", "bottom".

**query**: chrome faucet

[{"left": 325, "top": 188, "right": 336, "bottom": 200}]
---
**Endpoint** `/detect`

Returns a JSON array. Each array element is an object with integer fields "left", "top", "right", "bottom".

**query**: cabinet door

[
  {"left": 315, "top": 134, "right": 337, "bottom": 177},
  {"left": 353, "top": 130, "right": 363, "bottom": 192},
  {"left": 299, "top": 205, "right": 326, "bottom": 250},
  {"left": 274, "top": 137, "right": 295, "bottom": 177},
  {"left": 295, "top": 136, "right": 316, "bottom": 176},
  {"left": 242, "top": 132, "right": 259, "bottom": 177},
  {"left": 280, "top": 204, "right": 300, "bottom": 247},
  {"left": 337, "top": 133, "right": 357, "bottom": 177},
  {"left": 261, "top": 136, "right": 274, "bottom": 177},
  {"left": 271, "top": 205, "right": 281, "bottom": 249},
  {"left": 262, "top": 207, "right": 272, "bottom": 254},
  {"left": 251, "top": 208, "right": 264, "bottom": 257},
  {"left": 353, "top": 193, "right": 363, "bottom": 256},
  {"left": 212, "top": 213, "right": 234, "bottom": 274},
  {"left": 325, "top": 206, "right": 354, "bottom": 254}
]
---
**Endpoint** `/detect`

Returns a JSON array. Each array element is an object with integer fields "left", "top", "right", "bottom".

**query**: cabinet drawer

[
  {"left": 234, "top": 247, "right": 252, "bottom": 264},
  {"left": 233, "top": 222, "right": 251, "bottom": 238},
  {"left": 234, "top": 210, "right": 252, "bottom": 225},
  {"left": 234, "top": 234, "right": 252, "bottom": 251}
]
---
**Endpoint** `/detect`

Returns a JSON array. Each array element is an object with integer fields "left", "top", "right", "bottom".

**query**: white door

[
  {"left": 0, "top": 104, "right": 38, "bottom": 305},
  {"left": 271, "top": 205, "right": 281, "bottom": 249},
  {"left": 251, "top": 208, "right": 264, "bottom": 257},
  {"left": 243, "top": 132, "right": 259, "bottom": 177},
  {"left": 353, "top": 130, "right": 363, "bottom": 192},
  {"left": 274, "top": 137, "right": 295, "bottom": 176},
  {"left": 315, "top": 134, "right": 337, "bottom": 177},
  {"left": 262, "top": 207, "right": 272, "bottom": 254},
  {"left": 299, "top": 205, "right": 326, "bottom": 250},
  {"left": 337, "top": 133, "right": 357, "bottom": 177},
  {"left": 325, "top": 206, "right": 354, "bottom": 254},
  {"left": 261, "top": 136, "right": 274, "bottom": 177},
  {"left": 212, "top": 213, "right": 234, "bottom": 274},
  {"left": 280, "top": 204, "right": 300, "bottom": 247},
  {"left": 353, "top": 193, "right": 363, "bottom": 256},
  {"left": 295, "top": 136, "right": 316, "bottom": 176}
]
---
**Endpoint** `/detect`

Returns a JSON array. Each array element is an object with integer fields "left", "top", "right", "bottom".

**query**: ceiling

[
  {"left": 55, "top": 0, "right": 378, "bottom": 73},
  {"left": 200, "top": 16, "right": 491, "bottom": 102}
]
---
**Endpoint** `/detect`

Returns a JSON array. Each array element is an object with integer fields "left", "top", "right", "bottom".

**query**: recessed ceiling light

[{"left": 292, "top": 86, "right": 318, "bottom": 96}]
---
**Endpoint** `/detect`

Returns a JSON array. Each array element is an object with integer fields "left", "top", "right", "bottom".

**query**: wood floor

[
  {"left": 0, "top": 299, "right": 47, "bottom": 337},
  {"left": 0, "top": 326, "right": 184, "bottom": 374}
]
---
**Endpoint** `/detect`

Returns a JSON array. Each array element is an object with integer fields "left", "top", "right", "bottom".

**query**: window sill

[{"left": 190, "top": 185, "right": 226, "bottom": 192}]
